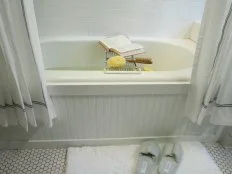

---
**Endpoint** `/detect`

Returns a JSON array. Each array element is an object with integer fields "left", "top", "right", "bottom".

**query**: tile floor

[
  {"left": 203, "top": 143, "right": 232, "bottom": 174},
  {"left": 0, "top": 143, "right": 231, "bottom": 174},
  {"left": 0, "top": 148, "right": 67, "bottom": 174}
]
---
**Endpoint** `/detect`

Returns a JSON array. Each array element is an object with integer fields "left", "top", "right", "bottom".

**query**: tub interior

[{"left": 41, "top": 39, "right": 195, "bottom": 72}]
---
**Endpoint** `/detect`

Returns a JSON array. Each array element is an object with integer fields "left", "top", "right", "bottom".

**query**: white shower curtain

[
  {"left": 0, "top": 0, "right": 56, "bottom": 131},
  {"left": 185, "top": 0, "right": 232, "bottom": 125}
]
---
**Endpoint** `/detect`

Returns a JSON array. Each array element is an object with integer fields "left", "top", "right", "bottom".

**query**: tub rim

[
  {"left": 40, "top": 36, "right": 196, "bottom": 54},
  {"left": 43, "top": 37, "right": 195, "bottom": 84}
]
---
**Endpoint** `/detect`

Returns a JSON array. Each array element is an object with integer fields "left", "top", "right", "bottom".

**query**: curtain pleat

[
  {"left": 185, "top": 0, "right": 232, "bottom": 126},
  {"left": 0, "top": 0, "right": 56, "bottom": 131}
]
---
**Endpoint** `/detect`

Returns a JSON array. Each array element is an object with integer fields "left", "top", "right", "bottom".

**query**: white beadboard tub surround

[
  {"left": 0, "top": 38, "right": 223, "bottom": 148},
  {"left": 0, "top": 92, "right": 223, "bottom": 148}
]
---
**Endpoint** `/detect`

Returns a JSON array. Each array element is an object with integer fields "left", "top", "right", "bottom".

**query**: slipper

[
  {"left": 159, "top": 143, "right": 183, "bottom": 174},
  {"left": 136, "top": 141, "right": 161, "bottom": 174}
]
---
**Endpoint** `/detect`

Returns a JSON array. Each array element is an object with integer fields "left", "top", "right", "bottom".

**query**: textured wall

[{"left": 34, "top": 0, "right": 205, "bottom": 38}]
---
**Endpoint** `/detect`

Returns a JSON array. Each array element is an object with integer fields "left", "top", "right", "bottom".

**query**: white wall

[{"left": 34, "top": 0, "right": 205, "bottom": 39}]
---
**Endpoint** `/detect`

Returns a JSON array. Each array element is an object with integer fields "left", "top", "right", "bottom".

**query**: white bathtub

[
  {"left": 43, "top": 37, "right": 195, "bottom": 84},
  {"left": 10, "top": 37, "right": 219, "bottom": 147},
  {"left": 0, "top": 38, "right": 221, "bottom": 147}
]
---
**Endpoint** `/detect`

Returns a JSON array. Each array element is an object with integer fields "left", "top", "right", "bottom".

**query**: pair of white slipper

[{"left": 136, "top": 141, "right": 183, "bottom": 174}]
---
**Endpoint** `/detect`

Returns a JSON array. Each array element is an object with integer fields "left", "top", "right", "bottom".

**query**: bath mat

[
  {"left": 176, "top": 142, "right": 222, "bottom": 174},
  {"left": 66, "top": 145, "right": 139, "bottom": 174},
  {"left": 66, "top": 142, "right": 221, "bottom": 174}
]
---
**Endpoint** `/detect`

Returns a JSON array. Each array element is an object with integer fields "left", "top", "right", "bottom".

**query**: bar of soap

[
  {"left": 143, "top": 66, "right": 153, "bottom": 71},
  {"left": 107, "top": 56, "right": 126, "bottom": 68}
]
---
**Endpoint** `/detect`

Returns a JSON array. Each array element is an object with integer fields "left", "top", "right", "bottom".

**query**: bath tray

[
  {"left": 104, "top": 66, "right": 141, "bottom": 74},
  {"left": 103, "top": 51, "right": 142, "bottom": 74}
]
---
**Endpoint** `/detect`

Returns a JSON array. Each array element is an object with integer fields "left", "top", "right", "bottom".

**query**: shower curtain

[
  {"left": 185, "top": 0, "right": 232, "bottom": 126},
  {"left": 0, "top": 0, "right": 56, "bottom": 131}
]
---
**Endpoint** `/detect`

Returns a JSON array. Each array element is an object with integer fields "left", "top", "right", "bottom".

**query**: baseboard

[{"left": 0, "top": 135, "right": 219, "bottom": 149}]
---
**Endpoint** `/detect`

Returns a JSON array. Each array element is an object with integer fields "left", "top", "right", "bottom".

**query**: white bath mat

[
  {"left": 66, "top": 142, "right": 222, "bottom": 174},
  {"left": 66, "top": 145, "right": 139, "bottom": 174},
  {"left": 176, "top": 142, "right": 222, "bottom": 174}
]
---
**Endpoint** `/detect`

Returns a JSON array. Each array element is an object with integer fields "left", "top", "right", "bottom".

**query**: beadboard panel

[
  {"left": 0, "top": 94, "right": 220, "bottom": 142},
  {"left": 47, "top": 83, "right": 189, "bottom": 96}
]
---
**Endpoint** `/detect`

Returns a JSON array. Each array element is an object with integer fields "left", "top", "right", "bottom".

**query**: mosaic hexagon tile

[
  {"left": 203, "top": 143, "right": 232, "bottom": 174},
  {"left": 0, "top": 144, "right": 231, "bottom": 174},
  {"left": 0, "top": 148, "right": 67, "bottom": 174}
]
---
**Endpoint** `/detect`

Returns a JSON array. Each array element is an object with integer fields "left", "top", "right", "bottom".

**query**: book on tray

[{"left": 99, "top": 35, "right": 144, "bottom": 57}]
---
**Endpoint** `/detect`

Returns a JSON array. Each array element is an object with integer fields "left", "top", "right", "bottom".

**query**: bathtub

[
  {"left": 43, "top": 37, "right": 195, "bottom": 84},
  {"left": 0, "top": 37, "right": 221, "bottom": 147},
  {"left": 2, "top": 37, "right": 219, "bottom": 147}
]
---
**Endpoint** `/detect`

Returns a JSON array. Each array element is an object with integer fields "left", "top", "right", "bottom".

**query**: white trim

[
  {"left": 47, "top": 83, "right": 189, "bottom": 96},
  {"left": 0, "top": 136, "right": 218, "bottom": 149}
]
